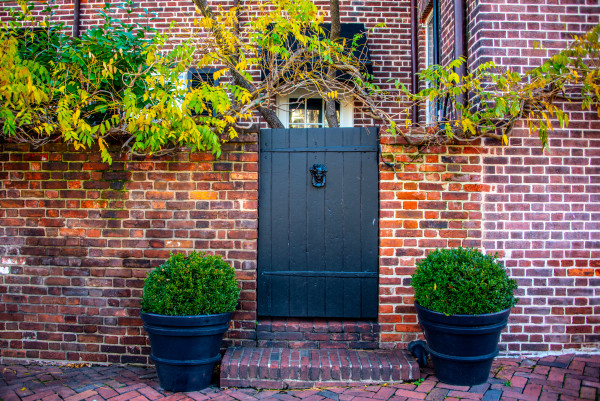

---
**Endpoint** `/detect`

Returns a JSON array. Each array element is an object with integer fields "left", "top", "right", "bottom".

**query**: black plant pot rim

[
  {"left": 140, "top": 311, "right": 233, "bottom": 327},
  {"left": 415, "top": 302, "right": 511, "bottom": 326}
]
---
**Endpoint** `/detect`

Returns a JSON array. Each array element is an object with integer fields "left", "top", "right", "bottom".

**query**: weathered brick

[{"left": 0, "top": 1, "right": 598, "bottom": 363}]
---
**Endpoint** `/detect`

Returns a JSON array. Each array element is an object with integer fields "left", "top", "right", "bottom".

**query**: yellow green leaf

[{"left": 213, "top": 68, "right": 227, "bottom": 81}]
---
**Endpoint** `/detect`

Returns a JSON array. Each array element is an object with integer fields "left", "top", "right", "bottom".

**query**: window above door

[
  {"left": 288, "top": 98, "right": 340, "bottom": 129},
  {"left": 276, "top": 89, "right": 354, "bottom": 128}
]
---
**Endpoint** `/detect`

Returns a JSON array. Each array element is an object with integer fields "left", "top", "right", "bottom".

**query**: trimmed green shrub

[
  {"left": 141, "top": 252, "right": 240, "bottom": 316},
  {"left": 411, "top": 248, "right": 518, "bottom": 315}
]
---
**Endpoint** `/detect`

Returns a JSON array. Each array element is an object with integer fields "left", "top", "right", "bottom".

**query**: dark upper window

[
  {"left": 262, "top": 23, "right": 373, "bottom": 81},
  {"left": 186, "top": 68, "right": 218, "bottom": 116}
]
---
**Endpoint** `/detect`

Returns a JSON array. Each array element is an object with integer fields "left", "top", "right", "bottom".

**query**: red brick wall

[
  {"left": 469, "top": 0, "right": 600, "bottom": 353},
  {"left": 482, "top": 120, "right": 600, "bottom": 353},
  {"left": 401, "top": 0, "right": 600, "bottom": 353},
  {"left": 466, "top": 0, "right": 600, "bottom": 73},
  {"left": 0, "top": 138, "right": 259, "bottom": 364},
  {"left": 0, "top": 0, "right": 599, "bottom": 366},
  {"left": 377, "top": 140, "right": 486, "bottom": 347}
]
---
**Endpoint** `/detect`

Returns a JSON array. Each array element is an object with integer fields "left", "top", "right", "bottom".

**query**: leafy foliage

[
  {"left": 411, "top": 248, "right": 518, "bottom": 315},
  {"left": 191, "top": 0, "right": 379, "bottom": 128},
  {"left": 141, "top": 252, "right": 240, "bottom": 316},
  {"left": 1, "top": 0, "right": 597, "bottom": 162},
  {"left": 0, "top": 0, "right": 238, "bottom": 163},
  {"left": 0, "top": 0, "right": 378, "bottom": 161},
  {"left": 399, "top": 24, "right": 600, "bottom": 149}
]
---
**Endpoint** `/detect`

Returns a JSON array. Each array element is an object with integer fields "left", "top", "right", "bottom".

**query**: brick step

[{"left": 220, "top": 347, "right": 420, "bottom": 389}]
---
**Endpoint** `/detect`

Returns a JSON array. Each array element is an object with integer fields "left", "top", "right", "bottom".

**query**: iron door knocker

[{"left": 310, "top": 164, "right": 327, "bottom": 187}]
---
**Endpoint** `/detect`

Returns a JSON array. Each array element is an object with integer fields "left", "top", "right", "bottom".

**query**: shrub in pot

[
  {"left": 141, "top": 252, "right": 240, "bottom": 392},
  {"left": 410, "top": 247, "right": 518, "bottom": 386}
]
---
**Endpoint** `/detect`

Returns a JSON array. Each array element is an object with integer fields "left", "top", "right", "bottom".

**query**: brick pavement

[{"left": 1, "top": 354, "right": 598, "bottom": 401}]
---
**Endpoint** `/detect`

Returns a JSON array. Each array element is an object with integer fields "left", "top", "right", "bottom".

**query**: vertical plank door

[{"left": 258, "top": 127, "right": 379, "bottom": 318}]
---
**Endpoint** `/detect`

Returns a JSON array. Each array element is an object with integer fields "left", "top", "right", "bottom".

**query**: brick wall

[
  {"left": 0, "top": 0, "right": 599, "bottom": 366},
  {"left": 0, "top": 138, "right": 259, "bottom": 364},
  {"left": 471, "top": 0, "right": 600, "bottom": 353},
  {"left": 377, "top": 140, "right": 486, "bottom": 347},
  {"left": 256, "top": 319, "right": 380, "bottom": 350},
  {"left": 401, "top": 0, "right": 600, "bottom": 353},
  {"left": 482, "top": 119, "right": 600, "bottom": 353}
]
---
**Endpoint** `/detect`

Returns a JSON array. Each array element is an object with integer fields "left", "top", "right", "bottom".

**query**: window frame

[
  {"left": 276, "top": 89, "right": 354, "bottom": 129},
  {"left": 287, "top": 97, "right": 342, "bottom": 129},
  {"left": 424, "top": 11, "right": 435, "bottom": 124},
  {"left": 423, "top": 4, "right": 440, "bottom": 125},
  {"left": 183, "top": 67, "right": 219, "bottom": 117}
]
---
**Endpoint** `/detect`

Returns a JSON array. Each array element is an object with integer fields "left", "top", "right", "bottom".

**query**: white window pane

[
  {"left": 307, "top": 109, "right": 321, "bottom": 125},
  {"left": 291, "top": 109, "right": 305, "bottom": 124},
  {"left": 426, "top": 16, "right": 434, "bottom": 68}
]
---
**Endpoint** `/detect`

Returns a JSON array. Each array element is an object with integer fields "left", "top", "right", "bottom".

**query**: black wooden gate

[{"left": 258, "top": 127, "right": 379, "bottom": 318}]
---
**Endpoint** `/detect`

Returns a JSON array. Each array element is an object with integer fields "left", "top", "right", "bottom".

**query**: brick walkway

[{"left": 1, "top": 354, "right": 598, "bottom": 401}]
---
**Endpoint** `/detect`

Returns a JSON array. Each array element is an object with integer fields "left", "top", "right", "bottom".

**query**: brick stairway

[{"left": 220, "top": 347, "right": 420, "bottom": 389}]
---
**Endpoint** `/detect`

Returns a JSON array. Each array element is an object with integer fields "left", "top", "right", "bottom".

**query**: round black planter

[
  {"left": 140, "top": 312, "right": 233, "bottom": 392},
  {"left": 415, "top": 303, "right": 510, "bottom": 386}
]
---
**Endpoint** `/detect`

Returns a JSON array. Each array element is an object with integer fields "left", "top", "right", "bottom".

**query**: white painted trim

[{"left": 424, "top": 11, "right": 434, "bottom": 125}]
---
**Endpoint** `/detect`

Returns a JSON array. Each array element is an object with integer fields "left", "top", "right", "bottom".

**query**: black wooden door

[{"left": 258, "top": 127, "right": 379, "bottom": 318}]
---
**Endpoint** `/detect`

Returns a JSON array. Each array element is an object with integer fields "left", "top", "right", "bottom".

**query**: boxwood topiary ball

[
  {"left": 411, "top": 247, "right": 518, "bottom": 315},
  {"left": 141, "top": 252, "right": 240, "bottom": 316}
]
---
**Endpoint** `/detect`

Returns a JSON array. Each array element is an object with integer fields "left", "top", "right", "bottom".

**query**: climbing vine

[
  {"left": 0, "top": 0, "right": 241, "bottom": 163},
  {"left": 0, "top": 0, "right": 598, "bottom": 164},
  {"left": 398, "top": 24, "right": 600, "bottom": 150}
]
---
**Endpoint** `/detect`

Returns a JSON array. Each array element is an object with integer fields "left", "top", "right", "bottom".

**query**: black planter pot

[
  {"left": 415, "top": 302, "right": 510, "bottom": 386},
  {"left": 141, "top": 312, "right": 233, "bottom": 392}
]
